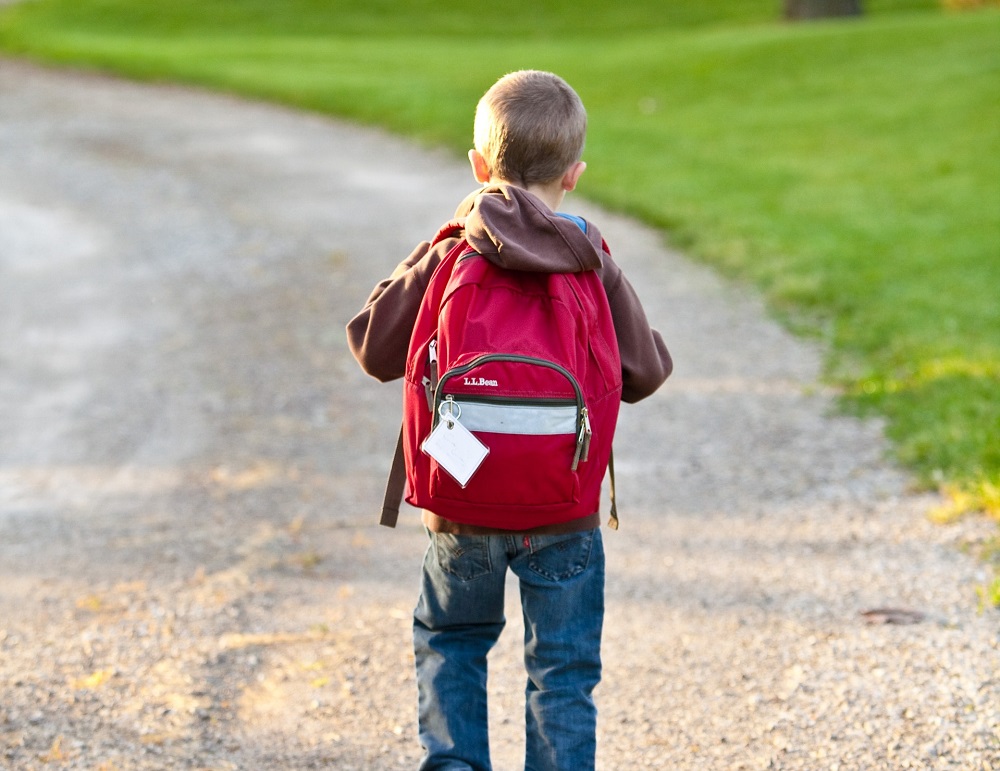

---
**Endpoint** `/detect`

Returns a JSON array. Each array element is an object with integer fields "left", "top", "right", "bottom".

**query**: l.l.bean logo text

[{"left": 463, "top": 376, "right": 499, "bottom": 387}]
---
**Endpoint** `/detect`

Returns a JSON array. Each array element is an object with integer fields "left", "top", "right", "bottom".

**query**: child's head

[{"left": 471, "top": 70, "right": 587, "bottom": 188}]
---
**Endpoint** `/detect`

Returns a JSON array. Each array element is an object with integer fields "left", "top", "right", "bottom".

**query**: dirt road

[{"left": 1, "top": 60, "right": 996, "bottom": 770}]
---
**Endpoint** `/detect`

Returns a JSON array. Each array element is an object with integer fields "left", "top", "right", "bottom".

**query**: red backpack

[{"left": 380, "top": 221, "right": 623, "bottom": 530}]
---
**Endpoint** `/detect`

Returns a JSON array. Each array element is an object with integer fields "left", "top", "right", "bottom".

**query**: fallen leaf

[
  {"left": 75, "top": 595, "right": 103, "bottom": 612},
  {"left": 860, "top": 607, "right": 926, "bottom": 625},
  {"left": 73, "top": 668, "right": 114, "bottom": 689},
  {"left": 39, "top": 736, "right": 67, "bottom": 762}
]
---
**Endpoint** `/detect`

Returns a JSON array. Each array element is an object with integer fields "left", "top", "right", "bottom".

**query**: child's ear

[
  {"left": 561, "top": 161, "right": 587, "bottom": 192},
  {"left": 469, "top": 149, "right": 492, "bottom": 184}
]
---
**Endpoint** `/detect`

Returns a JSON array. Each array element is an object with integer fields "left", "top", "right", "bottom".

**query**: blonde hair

[{"left": 473, "top": 70, "right": 587, "bottom": 186}]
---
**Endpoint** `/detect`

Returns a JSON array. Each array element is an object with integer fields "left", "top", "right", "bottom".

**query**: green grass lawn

[{"left": 2, "top": 0, "right": 998, "bottom": 519}]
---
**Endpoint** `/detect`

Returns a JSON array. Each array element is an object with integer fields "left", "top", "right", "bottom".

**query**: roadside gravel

[{"left": 0, "top": 59, "right": 996, "bottom": 770}]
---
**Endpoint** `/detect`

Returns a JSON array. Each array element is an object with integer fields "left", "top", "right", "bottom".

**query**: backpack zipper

[{"left": 434, "top": 353, "right": 591, "bottom": 470}]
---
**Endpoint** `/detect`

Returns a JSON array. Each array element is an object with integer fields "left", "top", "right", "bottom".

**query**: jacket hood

[{"left": 455, "top": 185, "right": 605, "bottom": 273}]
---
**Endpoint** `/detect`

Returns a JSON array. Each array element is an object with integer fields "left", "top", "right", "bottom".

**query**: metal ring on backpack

[{"left": 438, "top": 397, "right": 461, "bottom": 428}]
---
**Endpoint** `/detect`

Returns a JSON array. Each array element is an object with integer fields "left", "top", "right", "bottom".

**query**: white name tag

[{"left": 421, "top": 417, "right": 489, "bottom": 488}]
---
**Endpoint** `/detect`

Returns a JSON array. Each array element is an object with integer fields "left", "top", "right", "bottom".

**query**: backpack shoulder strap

[
  {"left": 380, "top": 426, "right": 407, "bottom": 527},
  {"left": 607, "top": 449, "right": 618, "bottom": 530}
]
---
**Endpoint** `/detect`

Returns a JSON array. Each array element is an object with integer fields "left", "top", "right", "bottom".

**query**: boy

[{"left": 347, "top": 70, "right": 671, "bottom": 771}]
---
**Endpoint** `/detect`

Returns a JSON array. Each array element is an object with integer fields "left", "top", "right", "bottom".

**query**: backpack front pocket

[
  {"left": 426, "top": 355, "right": 588, "bottom": 509},
  {"left": 427, "top": 397, "right": 582, "bottom": 507}
]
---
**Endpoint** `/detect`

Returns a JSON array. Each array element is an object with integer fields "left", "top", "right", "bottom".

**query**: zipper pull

[
  {"left": 572, "top": 407, "right": 591, "bottom": 472},
  {"left": 424, "top": 340, "right": 439, "bottom": 412},
  {"left": 422, "top": 376, "right": 434, "bottom": 411},
  {"left": 580, "top": 408, "right": 592, "bottom": 463},
  {"left": 429, "top": 340, "right": 439, "bottom": 388}
]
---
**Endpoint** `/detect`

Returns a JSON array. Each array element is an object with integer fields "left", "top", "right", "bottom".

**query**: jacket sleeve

[
  {"left": 600, "top": 252, "right": 673, "bottom": 403},
  {"left": 345, "top": 237, "right": 458, "bottom": 382}
]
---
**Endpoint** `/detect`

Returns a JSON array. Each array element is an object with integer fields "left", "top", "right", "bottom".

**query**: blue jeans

[{"left": 413, "top": 528, "right": 605, "bottom": 771}]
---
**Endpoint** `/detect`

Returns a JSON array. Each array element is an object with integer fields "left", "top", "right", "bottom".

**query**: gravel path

[{"left": 0, "top": 59, "right": 997, "bottom": 770}]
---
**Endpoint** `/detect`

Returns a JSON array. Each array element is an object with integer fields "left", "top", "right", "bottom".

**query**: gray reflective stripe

[{"left": 454, "top": 400, "right": 576, "bottom": 435}]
